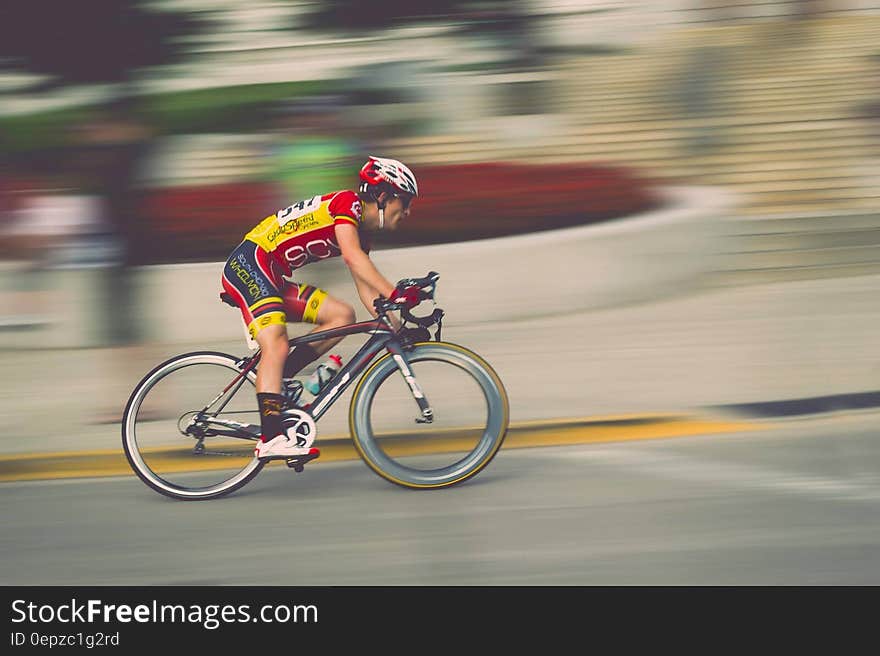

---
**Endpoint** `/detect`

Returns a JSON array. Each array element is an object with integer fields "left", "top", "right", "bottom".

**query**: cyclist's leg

[
  {"left": 281, "top": 283, "right": 355, "bottom": 376},
  {"left": 253, "top": 324, "right": 288, "bottom": 394},
  {"left": 308, "top": 294, "right": 357, "bottom": 354},
  {"left": 221, "top": 241, "right": 289, "bottom": 440}
]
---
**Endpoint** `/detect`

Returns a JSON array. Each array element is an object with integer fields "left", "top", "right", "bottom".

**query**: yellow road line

[{"left": 0, "top": 415, "right": 764, "bottom": 483}]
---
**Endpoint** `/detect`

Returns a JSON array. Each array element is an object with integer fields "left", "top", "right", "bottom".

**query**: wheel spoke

[{"left": 122, "top": 352, "right": 264, "bottom": 500}]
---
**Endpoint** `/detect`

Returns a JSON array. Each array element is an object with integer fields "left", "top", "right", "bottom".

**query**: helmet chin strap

[{"left": 376, "top": 195, "right": 387, "bottom": 230}]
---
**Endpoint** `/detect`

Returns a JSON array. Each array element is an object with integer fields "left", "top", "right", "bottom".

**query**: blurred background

[
  {"left": 1, "top": 0, "right": 879, "bottom": 433},
  {"left": 2, "top": 1, "right": 880, "bottom": 588}
]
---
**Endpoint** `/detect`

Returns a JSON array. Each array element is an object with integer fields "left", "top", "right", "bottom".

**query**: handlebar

[
  {"left": 395, "top": 271, "right": 440, "bottom": 300},
  {"left": 402, "top": 306, "right": 445, "bottom": 329},
  {"left": 373, "top": 271, "right": 444, "bottom": 330}
]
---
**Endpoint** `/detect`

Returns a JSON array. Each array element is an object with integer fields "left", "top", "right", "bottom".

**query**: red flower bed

[
  {"left": 135, "top": 163, "right": 660, "bottom": 264},
  {"left": 380, "top": 162, "right": 660, "bottom": 246}
]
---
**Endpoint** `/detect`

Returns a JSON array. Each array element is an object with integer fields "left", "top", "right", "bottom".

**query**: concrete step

[
  {"left": 727, "top": 194, "right": 880, "bottom": 213},
  {"left": 668, "top": 151, "right": 874, "bottom": 171},
  {"left": 738, "top": 188, "right": 880, "bottom": 207},
  {"left": 565, "top": 113, "right": 864, "bottom": 133},
  {"left": 574, "top": 71, "right": 875, "bottom": 93},
  {"left": 573, "top": 100, "right": 866, "bottom": 119},
  {"left": 725, "top": 119, "right": 867, "bottom": 134},
  {"left": 570, "top": 90, "right": 872, "bottom": 110},
  {"left": 717, "top": 243, "right": 880, "bottom": 269},
  {"left": 390, "top": 150, "right": 502, "bottom": 165},
  {"left": 574, "top": 94, "right": 873, "bottom": 114},
  {"left": 563, "top": 73, "right": 874, "bottom": 102},
  {"left": 708, "top": 260, "right": 880, "bottom": 286},
  {"left": 721, "top": 211, "right": 880, "bottom": 234},
  {"left": 555, "top": 130, "right": 686, "bottom": 146},
  {"left": 732, "top": 81, "right": 874, "bottom": 95},
  {"left": 568, "top": 62, "right": 873, "bottom": 82},
  {"left": 530, "top": 140, "right": 877, "bottom": 163},
  {"left": 674, "top": 26, "right": 880, "bottom": 46},
  {"left": 723, "top": 139, "right": 874, "bottom": 156},
  {"left": 727, "top": 227, "right": 880, "bottom": 252},
  {"left": 571, "top": 70, "right": 873, "bottom": 94},
  {"left": 572, "top": 116, "right": 866, "bottom": 133},
  {"left": 741, "top": 191, "right": 880, "bottom": 212},
  {"left": 688, "top": 162, "right": 870, "bottom": 181},
  {"left": 468, "top": 140, "right": 682, "bottom": 158},
  {"left": 699, "top": 180, "right": 875, "bottom": 199},
  {"left": 578, "top": 110, "right": 869, "bottom": 128},
  {"left": 740, "top": 198, "right": 880, "bottom": 214},
  {"left": 524, "top": 139, "right": 874, "bottom": 168},
  {"left": 570, "top": 46, "right": 875, "bottom": 67},
  {"left": 572, "top": 117, "right": 867, "bottom": 135},
  {"left": 563, "top": 128, "right": 871, "bottom": 152},
  {"left": 705, "top": 178, "right": 880, "bottom": 195},
  {"left": 699, "top": 169, "right": 875, "bottom": 185},
  {"left": 570, "top": 107, "right": 869, "bottom": 127}
]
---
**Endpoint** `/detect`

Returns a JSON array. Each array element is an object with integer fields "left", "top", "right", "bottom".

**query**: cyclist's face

[{"left": 383, "top": 193, "right": 413, "bottom": 230}]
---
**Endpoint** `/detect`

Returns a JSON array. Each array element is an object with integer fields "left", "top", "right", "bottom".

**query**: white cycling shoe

[{"left": 255, "top": 434, "right": 318, "bottom": 460}]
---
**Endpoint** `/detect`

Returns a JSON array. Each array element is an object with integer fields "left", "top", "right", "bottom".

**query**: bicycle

[{"left": 122, "top": 271, "right": 509, "bottom": 500}]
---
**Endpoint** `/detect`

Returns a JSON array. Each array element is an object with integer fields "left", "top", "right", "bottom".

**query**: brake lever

[{"left": 434, "top": 312, "right": 442, "bottom": 342}]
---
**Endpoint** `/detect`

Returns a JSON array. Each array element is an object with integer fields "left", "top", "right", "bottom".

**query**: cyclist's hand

[{"left": 392, "top": 284, "right": 421, "bottom": 308}]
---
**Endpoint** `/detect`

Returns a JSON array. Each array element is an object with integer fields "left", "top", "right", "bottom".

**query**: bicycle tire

[
  {"left": 348, "top": 342, "right": 509, "bottom": 489},
  {"left": 122, "top": 351, "right": 265, "bottom": 500}
]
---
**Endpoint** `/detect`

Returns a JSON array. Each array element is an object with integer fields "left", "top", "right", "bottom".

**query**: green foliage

[
  {"left": 0, "top": 80, "right": 328, "bottom": 154},
  {"left": 144, "top": 80, "right": 327, "bottom": 134},
  {"left": 0, "top": 108, "right": 89, "bottom": 154}
]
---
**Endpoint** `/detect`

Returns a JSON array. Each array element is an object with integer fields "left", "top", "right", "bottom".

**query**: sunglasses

[{"left": 391, "top": 192, "right": 414, "bottom": 210}]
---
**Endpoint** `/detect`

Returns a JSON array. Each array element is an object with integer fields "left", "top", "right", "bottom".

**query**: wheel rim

[
  {"left": 123, "top": 353, "right": 263, "bottom": 499},
  {"left": 351, "top": 343, "right": 508, "bottom": 488}
]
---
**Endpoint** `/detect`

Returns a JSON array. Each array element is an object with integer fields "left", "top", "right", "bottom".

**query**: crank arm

[
  {"left": 200, "top": 429, "right": 260, "bottom": 440},
  {"left": 194, "top": 417, "right": 260, "bottom": 439}
]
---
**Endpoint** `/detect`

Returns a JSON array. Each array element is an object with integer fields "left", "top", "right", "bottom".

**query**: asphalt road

[
  {"left": 3, "top": 273, "right": 880, "bottom": 457},
  {"left": 3, "top": 412, "right": 878, "bottom": 586}
]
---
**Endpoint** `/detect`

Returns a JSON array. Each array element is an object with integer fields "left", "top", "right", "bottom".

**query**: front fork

[{"left": 385, "top": 342, "right": 434, "bottom": 424}]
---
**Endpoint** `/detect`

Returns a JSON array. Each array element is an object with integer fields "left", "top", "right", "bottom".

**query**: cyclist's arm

[
  {"left": 335, "top": 222, "right": 396, "bottom": 311},
  {"left": 352, "top": 275, "right": 380, "bottom": 318}
]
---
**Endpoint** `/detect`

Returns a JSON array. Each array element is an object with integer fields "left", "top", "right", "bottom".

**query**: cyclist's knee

[
  {"left": 319, "top": 298, "right": 355, "bottom": 327},
  {"left": 256, "top": 325, "right": 288, "bottom": 357},
  {"left": 338, "top": 303, "right": 356, "bottom": 326}
]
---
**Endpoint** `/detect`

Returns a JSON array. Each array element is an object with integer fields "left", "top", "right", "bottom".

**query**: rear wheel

[{"left": 122, "top": 352, "right": 265, "bottom": 500}]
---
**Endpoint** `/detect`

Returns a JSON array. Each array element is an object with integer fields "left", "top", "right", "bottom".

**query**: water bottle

[{"left": 304, "top": 354, "right": 343, "bottom": 395}]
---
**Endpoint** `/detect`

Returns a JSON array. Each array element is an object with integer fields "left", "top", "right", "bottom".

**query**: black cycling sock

[
  {"left": 257, "top": 392, "right": 285, "bottom": 441},
  {"left": 283, "top": 344, "right": 320, "bottom": 379}
]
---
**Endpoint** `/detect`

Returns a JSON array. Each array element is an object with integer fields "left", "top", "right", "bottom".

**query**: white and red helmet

[{"left": 358, "top": 155, "right": 419, "bottom": 198}]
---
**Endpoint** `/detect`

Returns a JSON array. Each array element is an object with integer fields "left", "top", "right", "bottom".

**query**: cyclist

[{"left": 220, "top": 156, "right": 421, "bottom": 460}]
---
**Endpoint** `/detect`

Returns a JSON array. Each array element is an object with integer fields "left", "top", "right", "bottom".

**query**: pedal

[{"left": 285, "top": 447, "right": 321, "bottom": 472}]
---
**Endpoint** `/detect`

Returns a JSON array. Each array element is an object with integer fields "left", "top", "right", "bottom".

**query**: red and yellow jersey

[{"left": 243, "top": 190, "right": 369, "bottom": 275}]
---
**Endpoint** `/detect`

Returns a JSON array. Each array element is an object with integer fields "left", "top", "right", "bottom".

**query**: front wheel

[{"left": 348, "top": 342, "right": 509, "bottom": 489}]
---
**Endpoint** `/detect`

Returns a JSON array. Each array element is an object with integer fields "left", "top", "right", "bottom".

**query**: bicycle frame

[
  {"left": 123, "top": 271, "right": 512, "bottom": 497},
  {"left": 227, "top": 315, "right": 432, "bottom": 426},
  {"left": 299, "top": 318, "right": 395, "bottom": 420}
]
